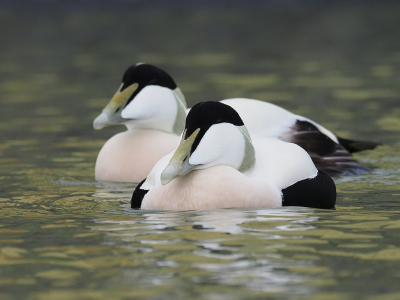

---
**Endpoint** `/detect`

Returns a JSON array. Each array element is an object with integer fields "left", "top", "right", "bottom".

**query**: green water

[{"left": 1, "top": 2, "right": 400, "bottom": 300}]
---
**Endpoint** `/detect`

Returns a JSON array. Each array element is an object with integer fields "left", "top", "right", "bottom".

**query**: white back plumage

[{"left": 222, "top": 98, "right": 338, "bottom": 143}]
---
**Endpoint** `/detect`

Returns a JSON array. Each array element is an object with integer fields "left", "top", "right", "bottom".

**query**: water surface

[{"left": 1, "top": 2, "right": 400, "bottom": 300}]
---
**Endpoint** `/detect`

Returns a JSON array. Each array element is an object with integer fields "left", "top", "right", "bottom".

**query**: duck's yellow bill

[
  {"left": 161, "top": 129, "right": 200, "bottom": 185},
  {"left": 93, "top": 83, "right": 138, "bottom": 130}
]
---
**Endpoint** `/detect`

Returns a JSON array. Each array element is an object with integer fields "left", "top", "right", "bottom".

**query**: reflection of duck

[
  {"left": 94, "top": 63, "right": 379, "bottom": 183},
  {"left": 132, "top": 101, "right": 336, "bottom": 211}
]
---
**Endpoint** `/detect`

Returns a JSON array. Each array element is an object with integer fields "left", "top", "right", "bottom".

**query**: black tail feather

[
  {"left": 337, "top": 137, "right": 382, "bottom": 153},
  {"left": 281, "top": 120, "right": 380, "bottom": 175},
  {"left": 310, "top": 152, "right": 372, "bottom": 176}
]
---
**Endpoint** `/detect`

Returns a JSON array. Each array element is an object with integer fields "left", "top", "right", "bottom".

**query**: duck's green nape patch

[
  {"left": 238, "top": 126, "right": 255, "bottom": 173},
  {"left": 172, "top": 88, "right": 187, "bottom": 135}
]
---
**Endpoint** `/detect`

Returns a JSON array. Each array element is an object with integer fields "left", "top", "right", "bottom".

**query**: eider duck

[
  {"left": 220, "top": 98, "right": 380, "bottom": 175},
  {"left": 94, "top": 63, "right": 379, "bottom": 183},
  {"left": 93, "top": 63, "right": 187, "bottom": 182},
  {"left": 131, "top": 101, "right": 336, "bottom": 211}
]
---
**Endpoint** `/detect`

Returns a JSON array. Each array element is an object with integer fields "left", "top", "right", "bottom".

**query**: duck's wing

[
  {"left": 281, "top": 120, "right": 371, "bottom": 175},
  {"left": 221, "top": 98, "right": 296, "bottom": 139},
  {"left": 251, "top": 138, "right": 336, "bottom": 209}
]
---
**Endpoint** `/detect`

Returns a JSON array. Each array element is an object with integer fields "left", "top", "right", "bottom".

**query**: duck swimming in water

[
  {"left": 93, "top": 63, "right": 187, "bottom": 183},
  {"left": 131, "top": 101, "right": 336, "bottom": 211},
  {"left": 93, "top": 63, "right": 379, "bottom": 183}
]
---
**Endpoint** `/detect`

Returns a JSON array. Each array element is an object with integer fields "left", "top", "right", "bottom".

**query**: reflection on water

[
  {"left": 93, "top": 208, "right": 320, "bottom": 296},
  {"left": 1, "top": 1, "right": 400, "bottom": 300},
  {"left": 2, "top": 201, "right": 400, "bottom": 299}
]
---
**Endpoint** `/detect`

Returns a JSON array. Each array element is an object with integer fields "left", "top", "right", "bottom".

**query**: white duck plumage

[
  {"left": 220, "top": 98, "right": 337, "bottom": 142},
  {"left": 94, "top": 63, "right": 379, "bottom": 183},
  {"left": 132, "top": 101, "right": 336, "bottom": 211},
  {"left": 93, "top": 64, "right": 186, "bottom": 183}
]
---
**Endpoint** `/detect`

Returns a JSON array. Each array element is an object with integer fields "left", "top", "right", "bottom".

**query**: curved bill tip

[
  {"left": 93, "top": 112, "right": 108, "bottom": 130},
  {"left": 160, "top": 156, "right": 197, "bottom": 185},
  {"left": 160, "top": 128, "right": 200, "bottom": 185},
  {"left": 160, "top": 164, "right": 177, "bottom": 185}
]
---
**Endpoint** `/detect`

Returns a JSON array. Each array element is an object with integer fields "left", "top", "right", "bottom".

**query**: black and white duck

[
  {"left": 131, "top": 101, "right": 337, "bottom": 211},
  {"left": 93, "top": 63, "right": 379, "bottom": 182}
]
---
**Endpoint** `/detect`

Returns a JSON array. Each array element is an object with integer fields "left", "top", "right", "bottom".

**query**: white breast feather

[
  {"left": 95, "top": 130, "right": 179, "bottom": 183},
  {"left": 141, "top": 165, "right": 282, "bottom": 211}
]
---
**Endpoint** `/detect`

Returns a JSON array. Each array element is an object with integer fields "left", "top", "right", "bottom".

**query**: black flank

[
  {"left": 282, "top": 171, "right": 336, "bottom": 209},
  {"left": 131, "top": 178, "right": 149, "bottom": 209},
  {"left": 185, "top": 101, "right": 244, "bottom": 154}
]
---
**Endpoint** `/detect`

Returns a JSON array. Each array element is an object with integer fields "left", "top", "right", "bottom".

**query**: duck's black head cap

[
  {"left": 185, "top": 101, "right": 244, "bottom": 153},
  {"left": 120, "top": 63, "right": 177, "bottom": 106}
]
